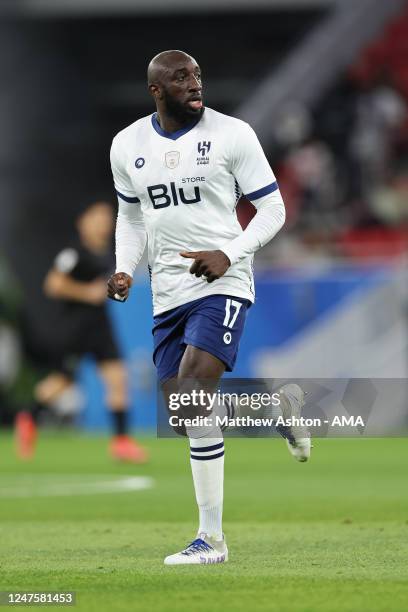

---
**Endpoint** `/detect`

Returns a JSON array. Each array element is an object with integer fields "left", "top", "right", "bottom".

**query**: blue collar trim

[{"left": 151, "top": 112, "right": 202, "bottom": 140}]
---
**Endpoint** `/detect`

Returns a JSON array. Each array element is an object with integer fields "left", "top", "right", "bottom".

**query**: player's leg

[
  {"left": 164, "top": 345, "right": 228, "bottom": 565},
  {"left": 35, "top": 371, "right": 83, "bottom": 419},
  {"left": 35, "top": 371, "right": 73, "bottom": 402},
  {"left": 15, "top": 335, "right": 70, "bottom": 460},
  {"left": 15, "top": 371, "right": 74, "bottom": 460},
  {"left": 97, "top": 359, "right": 148, "bottom": 463},
  {"left": 154, "top": 296, "right": 249, "bottom": 564},
  {"left": 230, "top": 380, "right": 311, "bottom": 462},
  {"left": 164, "top": 294, "right": 250, "bottom": 565},
  {"left": 154, "top": 303, "right": 194, "bottom": 438},
  {"left": 275, "top": 383, "right": 311, "bottom": 462},
  {"left": 91, "top": 311, "right": 148, "bottom": 463}
]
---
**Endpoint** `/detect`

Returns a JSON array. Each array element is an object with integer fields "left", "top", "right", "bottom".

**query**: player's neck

[
  {"left": 155, "top": 110, "right": 194, "bottom": 134},
  {"left": 80, "top": 235, "right": 107, "bottom": 255}
]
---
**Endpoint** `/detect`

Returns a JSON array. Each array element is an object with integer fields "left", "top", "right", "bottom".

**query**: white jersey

[{"left": 110, "top": 107, "right": 278, "bottom": 316}]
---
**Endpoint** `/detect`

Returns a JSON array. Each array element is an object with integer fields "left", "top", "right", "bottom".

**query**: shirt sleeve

[
  {"left": 230, "top": 121, "right": 278, "bottom": 201},
  {"left": 220, "top": 190, "right": 285, "bottom": 266},
  {"left": 110, "top": 137, "right": 141, "bottom": 204},
  {"left": 220, "top": 122, "right": 285, "bottom": 265},
  {"left": 115, "top": 200, "right": 147, "bottom": 277},
  {"left": 54, "top": 248, "right": 79, "bottom": 274}
]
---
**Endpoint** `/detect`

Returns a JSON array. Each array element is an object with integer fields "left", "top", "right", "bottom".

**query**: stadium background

[
  {"left": 0, "top": 2, "right": 407, "bottom": 611},
  {"left": 0, "top": 0, "right": 406, "bottom": 427}
]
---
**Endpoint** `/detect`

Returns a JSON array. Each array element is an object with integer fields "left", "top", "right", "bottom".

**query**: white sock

[{"left": 188, "top": 435, "right": 224, "bottom": 541}]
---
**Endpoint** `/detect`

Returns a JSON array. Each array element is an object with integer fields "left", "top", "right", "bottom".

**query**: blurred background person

[{"left": 15, "top": 201, "right": 148, "bottom": 463}]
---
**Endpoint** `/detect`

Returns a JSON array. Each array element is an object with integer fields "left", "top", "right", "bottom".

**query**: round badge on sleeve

[{"left": 135, "top": 157, "right": 145, "bottom": 169}]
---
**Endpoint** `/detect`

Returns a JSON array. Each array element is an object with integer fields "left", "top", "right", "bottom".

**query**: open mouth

[{"left": 187, "top": 98, "right": 203, "bottom": 110}]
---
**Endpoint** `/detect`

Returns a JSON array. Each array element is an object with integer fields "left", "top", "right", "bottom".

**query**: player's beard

[{"left": 162, "top": 89, "right": 204, "bottom": 124}]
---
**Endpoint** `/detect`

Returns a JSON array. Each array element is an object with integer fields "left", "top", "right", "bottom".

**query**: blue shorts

[{"left": 152, "top": 294, "right": 251, "bottom": 382}]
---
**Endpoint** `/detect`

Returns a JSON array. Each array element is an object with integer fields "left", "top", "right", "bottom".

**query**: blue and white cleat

[
  {"left": 164, "top": 533, "right": 228, "bottom": 565},
  {"left": 276, "top": 383, "right": 311, "bottom": 462}
]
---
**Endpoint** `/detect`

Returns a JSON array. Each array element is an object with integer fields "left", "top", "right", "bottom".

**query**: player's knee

[
  {"left": 101, "top": 362, "right": 128, "bottom": 406},
  {"left": 107, "top": 389, "right": 127, "bottom": 410},
  {"left": 105, "top": 381, "right": 127, "bottom": 409},
  {"left": 179, "top": 345, "right": 225, "bottom": 381},
  {"left": 111, "top": 367, "right": 127, "bottom": 390},
  {"left": 177, "top": 358, "right": 206, "bottom": 381},
  {"left": 34, "top": 374, "right": 71, "bottom": 405}
]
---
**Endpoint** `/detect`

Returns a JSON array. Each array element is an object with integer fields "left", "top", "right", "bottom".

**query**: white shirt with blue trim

[{"left": 111, "top": 107, "right": 285, "bottom": 316}]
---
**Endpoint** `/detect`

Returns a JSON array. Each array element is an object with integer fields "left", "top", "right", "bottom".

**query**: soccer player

[
  {"left": 16, "top": 201, "right": 148, "bottom": 463},
  {"left": 108, "top": 50, "right": 310, "bottom": 564}
]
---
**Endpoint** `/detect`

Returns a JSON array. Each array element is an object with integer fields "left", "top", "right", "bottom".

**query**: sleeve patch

[{"left": 54, "top": 248, "right": 79, "bottom": 273}]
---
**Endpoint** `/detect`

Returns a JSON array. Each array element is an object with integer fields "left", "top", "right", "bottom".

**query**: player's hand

[
  {"left": 107, "top": 272, "right": 133, "bottom": 302},
  {"left": 87, "top": 279, "right": 109, "bottom": 305},
  {"left": 180, "top": 250, "right": 231, "bottom": 283}
]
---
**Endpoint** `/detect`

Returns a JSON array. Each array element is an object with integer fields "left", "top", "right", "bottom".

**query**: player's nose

[{"left": 188, "top": 75, "right": 201, "bottom": 91}]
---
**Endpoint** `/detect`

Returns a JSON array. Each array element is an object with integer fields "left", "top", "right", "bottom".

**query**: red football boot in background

[
  {"left": 109, "top": 435, "right": 149, "bottom": 464},
  {"left": 15, "top": 411, "right": 37, "bottom": 460}
]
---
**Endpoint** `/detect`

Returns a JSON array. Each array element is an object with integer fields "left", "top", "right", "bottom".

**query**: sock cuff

[
  {"left": 189, "top": 437, "right": 223, "bottom": 449},
  {"left": 190, "top": 439, "right": 224, "bottom": 461}
]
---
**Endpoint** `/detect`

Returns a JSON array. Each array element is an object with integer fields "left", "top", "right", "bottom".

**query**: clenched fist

[{"left": 107, "top": 272, "right": 133, "bottom": 302}]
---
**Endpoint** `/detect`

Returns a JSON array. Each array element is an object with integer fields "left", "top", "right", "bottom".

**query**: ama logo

[{"left": 197, "top": 141, "right": 211, "bottom": 166}]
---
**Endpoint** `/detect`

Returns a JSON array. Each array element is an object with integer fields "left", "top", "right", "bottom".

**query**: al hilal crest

[{"left": 165, "top": 151, "right": 180, "bottom": 169}]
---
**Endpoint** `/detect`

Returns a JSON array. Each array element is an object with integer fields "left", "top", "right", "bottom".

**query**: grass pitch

[{"left": 0, "top": 433, "right": 407, "bottom": 611}]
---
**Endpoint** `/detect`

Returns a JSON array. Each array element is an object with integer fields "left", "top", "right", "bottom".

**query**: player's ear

[{"left": 148, "top": 83, "right": 162, "bottom": 100}]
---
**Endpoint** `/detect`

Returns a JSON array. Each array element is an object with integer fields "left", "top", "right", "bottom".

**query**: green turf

[{"left": 0, "top": 433, "right": 407, "bottom": 611}]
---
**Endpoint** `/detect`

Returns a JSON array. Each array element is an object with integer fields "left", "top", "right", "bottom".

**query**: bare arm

[{"left": 44, "top": 269, "right": 107, "bottom": 305}]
